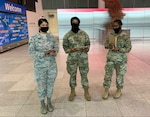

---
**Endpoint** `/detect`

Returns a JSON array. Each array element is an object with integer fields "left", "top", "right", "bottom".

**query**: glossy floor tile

[{"left": 0, "top": 40, "right": 150, "bottom": 117}]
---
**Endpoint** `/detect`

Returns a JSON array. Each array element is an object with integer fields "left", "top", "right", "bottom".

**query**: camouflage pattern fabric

[
  {"left": 103, "top": 31, "right": 132, "bottom": 89},
  {"left": 63, "top": 30, "right": 90, "bottom": 89},
  {"left": 28, "top": 33, "right": 58, "bottom": 100}
]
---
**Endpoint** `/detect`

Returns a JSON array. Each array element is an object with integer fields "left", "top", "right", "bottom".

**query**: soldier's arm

[
  {"left": 119, "top": 35, "right": 132, "bottom": 53},
  {"left": 52, "top": 35, "right": 59, "bottom": 56},
  {"left": 84, "top": 33, "right": 90, "bottom": 52},
  {"left": 104, "top": 36, "right": 110, "bottom": 49},
  {"left": 28, "top": 36, "right": 45, "bottom": 59},
  {"left": 63, "top": 34, "right": 70, "bottom": 54}
]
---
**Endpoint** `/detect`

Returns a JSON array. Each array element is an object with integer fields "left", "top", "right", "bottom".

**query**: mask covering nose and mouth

[
  {"left": 113, "top": 27, "right": 121, "bottom": 34},
  {"left": 40, "top": 27, "right": 49, "bottom": 33},
  {"left": 71, "top": 23, "right": 80, "bottom": 33}
]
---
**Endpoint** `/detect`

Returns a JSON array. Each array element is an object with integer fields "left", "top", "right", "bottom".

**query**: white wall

[
  {"left": 98, "top": 0, "right": 105, "bottom": 8},
  {"left": 26, "top": 5, "right": 150, "bottom": 41},
  {"left": 57, "top": 8, "right": 150, "bottom": 41},
  {"left": 26, "top": 0, "right": 43, "bottom": 38},
  {"left": 57, "top": 9, "right": 110, "bottom": 40}
]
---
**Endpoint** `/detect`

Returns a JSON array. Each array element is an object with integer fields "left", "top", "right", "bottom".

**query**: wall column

[{"left": 98, "top": 0, "right": 105, "bottom": 8}]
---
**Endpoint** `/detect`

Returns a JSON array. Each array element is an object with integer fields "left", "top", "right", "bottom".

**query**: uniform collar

[{"left": 36, "top": 33, "right": 51, "bottom": 39}]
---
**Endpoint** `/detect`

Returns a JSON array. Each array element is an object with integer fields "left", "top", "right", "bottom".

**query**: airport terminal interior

[
  {"left": 0, "top": 0, "right": 150, "bottom": 117},
  {"left": 0, "top": 40, "right": 150, "bottom": 117}
]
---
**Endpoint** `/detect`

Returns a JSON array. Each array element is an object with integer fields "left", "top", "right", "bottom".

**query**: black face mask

[
  {"left": 40, "top": 27, "right": 49, "bottom": 33},
  {"left": 71, "top": 23, "right": 80, "bottom": 33},
  {"left": 113, "top": 27, "right": 121, "bottom": 34}
]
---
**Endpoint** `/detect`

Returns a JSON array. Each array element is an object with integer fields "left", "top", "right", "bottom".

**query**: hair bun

[{"left": 40, "top": 16, "right": 46, "bottom": 19}]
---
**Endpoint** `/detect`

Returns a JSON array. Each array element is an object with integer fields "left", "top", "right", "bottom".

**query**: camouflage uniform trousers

[
  {"left": 34, "top": 62, "right": 57, "bottom": 101},
  {"left": 67, "top": 57, "right": 89, "bottom": 89},
  {"left": 103, "top": 60, "right": 127, "bottom": 89}
]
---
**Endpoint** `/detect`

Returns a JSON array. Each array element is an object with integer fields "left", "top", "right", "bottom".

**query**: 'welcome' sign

[{"left": 0, "top": 0, "right": 26, "bottom": 15}]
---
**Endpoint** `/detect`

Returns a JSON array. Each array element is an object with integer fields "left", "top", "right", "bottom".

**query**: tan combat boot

[
  {"left": 84, "top": 88, "right": 91, "bottom": 101},
  {"left": 102, "top": 89, "right": 109, "bottom": 99},
  {"left": 68, "top": 88, "right": 76, "bottom": 101},
  {"left": 113, "top": 89, "right": 122, "bottom": 99}
]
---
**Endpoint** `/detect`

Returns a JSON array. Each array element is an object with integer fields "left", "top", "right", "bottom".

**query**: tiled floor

[{"left": 0, "top": 40, "right": 150, "bottom": 117}]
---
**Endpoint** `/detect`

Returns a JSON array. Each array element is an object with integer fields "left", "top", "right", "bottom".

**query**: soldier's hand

[
  {"left": 44, "top": 50, "right": 50, "bottom": 55},
  {"left": 112, "top": 47, "right": 120, "bottom": 51},
  {"left": 70, "top": 48, "right": 78, "bottom": 52},
  {"left": 81, "top": 47, "right": 87, "bottom": 52},
  {"left": 44, "top": 50, "right": 55, "bottom": 55},
  {"left": 109, "top": 44, "right": 114, "bottom": 49},
  {"left": 49, "top": 50, "right": 55, "bottom": 55}
]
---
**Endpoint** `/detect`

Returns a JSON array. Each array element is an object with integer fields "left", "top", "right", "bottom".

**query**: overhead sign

[
  {"left": 0, "top": 0, "right": 26, "bottom": 15},
  {"left": 0, "top": 0, "right": 28, "bottom": 46}
]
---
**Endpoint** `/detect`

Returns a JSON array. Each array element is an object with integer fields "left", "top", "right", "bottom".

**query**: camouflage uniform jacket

[
  {"left": 63, "top": 30, "right": 90, "bottom": 60},
  {"left": 28, "top": 33, "right": 58, "bottom": 68},
  {"left": 105, "top": 31, "right": 132, "bottom": 63}
]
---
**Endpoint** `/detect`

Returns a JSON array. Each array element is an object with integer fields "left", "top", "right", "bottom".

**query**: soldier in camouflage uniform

[
  {"left": 102, "top": 19, "right": 132, "bottom": 99},
  {"left": 28, "top": 18, "right": 58, "bottom": 114},
  {"left": 63, "top": 17, "right": 91, "bottom": 101}
]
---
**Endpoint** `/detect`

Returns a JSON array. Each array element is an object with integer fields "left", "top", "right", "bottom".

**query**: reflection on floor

[{"left": 0, "top": 41, "right": 150, "bottom": 117}]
